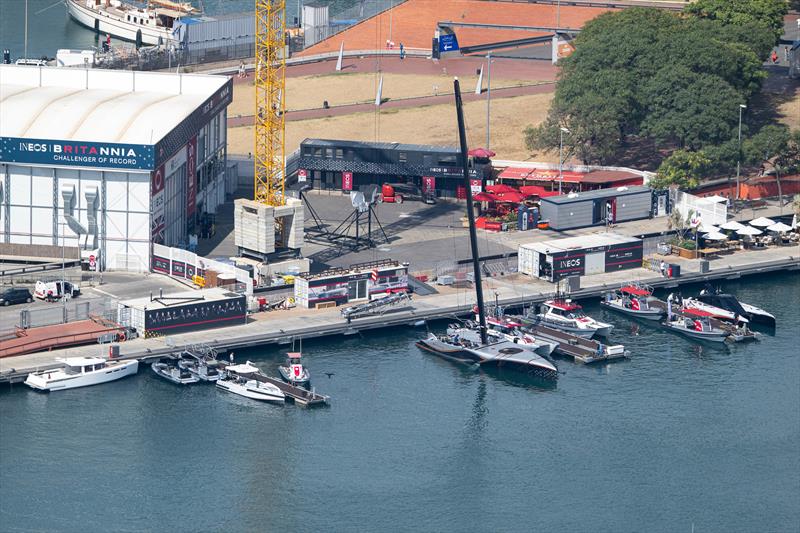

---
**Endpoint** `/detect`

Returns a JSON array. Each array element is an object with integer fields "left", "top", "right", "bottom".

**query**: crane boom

[{"left": 254, "top": 0, "right": 286, "bottom": 207}]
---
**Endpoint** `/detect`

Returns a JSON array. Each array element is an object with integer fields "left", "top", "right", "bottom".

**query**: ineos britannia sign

[{"left": 0, "top": 137, "right": 154, "bottom": 170}]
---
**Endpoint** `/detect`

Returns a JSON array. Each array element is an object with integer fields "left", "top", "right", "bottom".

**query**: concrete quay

[{"left": 1, "top": 245, "right": 796, "bottom": 385}]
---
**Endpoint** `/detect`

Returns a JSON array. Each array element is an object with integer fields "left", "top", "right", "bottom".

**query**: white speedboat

[
  {"left": 66, "top": 0, "right": 194, "bottom": 46},
  {"left": 600, "top": 285, "right": 665, "bottom": 321},
  {"left": 151, "top": 361, "right": 199, "bottom": 385},
  {"left": 662, "top": 309, "right": 729, "bottom": 343},
  {"left": 217, "top": 361, "right": 286, "bottom": 403},
  {"left": 521, "top": 299, "right": 614, "bottom": 338},
  {"left": 25, "top": 357, "right": 138, "bottom": 391},
  {"left": 216, "top": 377, "right": 285, "bottom": 403},
  {"left": 278, "top": 352, "right": 310, "bottom": 385},
  {"left": 683, "top": 298, "right": 748, "bottom": 325}
]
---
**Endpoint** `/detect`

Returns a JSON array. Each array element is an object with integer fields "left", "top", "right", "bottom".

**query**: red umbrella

[
  {"left": 486, "top": 184, "right": 518, "bottom": 194},
  {"left": 472, "top": 192, "right": 498, "bottom": 202},
  {"left": 468, "top": 147, "right": 496, "bottom": 158},
  {"left": 496, "top": 191, "right": 526, "bottom": 203}
]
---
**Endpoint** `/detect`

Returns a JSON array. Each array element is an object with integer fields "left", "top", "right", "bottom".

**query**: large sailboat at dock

[
  {"left": 66, "top": 0, "right": 199, "bottom": 46},
  {"left": 415, "top": 78, "right": 558, "bottom": 382}
]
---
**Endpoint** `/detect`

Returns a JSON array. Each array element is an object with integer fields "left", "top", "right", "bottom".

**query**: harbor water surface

[{"left": 1, "top": 273, "right": 799, "bottom": 532}]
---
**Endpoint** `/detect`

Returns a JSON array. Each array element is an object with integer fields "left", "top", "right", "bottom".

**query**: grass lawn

[
  {"left": 227, "top": 92, "right": 557, "bottom": 163},
  {"left": 228, "top": 71, "right": 539, "bottom": 116}
]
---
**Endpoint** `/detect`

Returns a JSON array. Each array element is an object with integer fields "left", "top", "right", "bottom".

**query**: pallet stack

[{"left": 234, "top": 198, "right": 276, "bottom": 255}]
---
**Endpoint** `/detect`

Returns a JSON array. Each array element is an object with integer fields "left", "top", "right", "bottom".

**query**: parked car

[
  {"left": 0, "top": 287, "right": 33, "bottom": 306},
  {"left": 381, "top": 183, "right": 436, "bottom": 204},
  {"left": 34, "top": 280, "right": 80, "bottom": 301}
]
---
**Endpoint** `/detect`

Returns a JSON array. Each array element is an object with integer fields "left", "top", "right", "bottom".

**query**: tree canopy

[{"left": 524, "top": 3, "right": 785, "bottom": 167}]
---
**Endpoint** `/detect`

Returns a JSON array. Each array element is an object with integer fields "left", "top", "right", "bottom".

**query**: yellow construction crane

[{"left": 254, "top": 0, "right": 286, "bottom": 207}]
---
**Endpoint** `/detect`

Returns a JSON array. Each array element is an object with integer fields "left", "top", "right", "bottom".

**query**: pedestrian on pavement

[
  {"left": 399, "top": 42, "right": 405, "bottom": 60},
  {"left": 660, "top": 260, "right": 667, "bottom": 277},
  {"left": 771, "top": 49, "right": 779, "bottom": 63},
  {"left": 229, "top": 351, "right": 234, "bottom": 363}
]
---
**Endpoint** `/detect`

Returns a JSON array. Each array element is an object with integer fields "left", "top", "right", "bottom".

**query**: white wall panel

[
  {"left": 10, "top": 167, "right": 31, "bottom": 204},
  {"left": 128, "top": 212, "right": 149, "bottom": 240},
  {"left": 30, "top": 169, "right": 53, "bottom": 207},
  {"left": 41, "top": 67, "right": 85, "bottom": 88},
  {"left": 128, "top": 174, "right": 150, "bottom": 212},
  {"left": 10, "top": 206, "right": 30, "bottom": 234},
  {"left": 31, "top": 235, "right": 52, "bottom": 245},
  {"left": 88, "top": 69, "right": 134, "bottom": 92},
  {"left": 76, "top": 169, "right": 102, "bottom": 210},
  {"left": 105, "top": 210, "right": 127, "bottom": 239},
  {"left": 105, "top": 175, "right": 129, "bottom": 212},
  {"left": 31, "top": 207, "right": 53, "bottom": 236},
  {"left": 136, "top": 72, "right": 181, "bottom": 93}
]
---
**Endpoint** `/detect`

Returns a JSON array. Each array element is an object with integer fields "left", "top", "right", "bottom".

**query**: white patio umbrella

[
  {"left": 749, "top": 216, "right": 775, "bottom": 227},
  {"left": 720, "top": 220, "right": 746, "bottom": 231},
  {"left": 697, "top": 222, "right": 719, "bottom": 233},
  {"left": 702, "top": 231, "right": 728, "bottom": 241},
  {"left": 766, "top": 222, "right": 792, "bottom": 233},
  {"left": 736, "top": 226, "right": 763, "bottom": 236}
]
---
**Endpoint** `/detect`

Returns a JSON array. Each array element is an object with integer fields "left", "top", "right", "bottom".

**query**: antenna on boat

[{"left": 453, "top": 78, "right": 488, "bottom": 345}]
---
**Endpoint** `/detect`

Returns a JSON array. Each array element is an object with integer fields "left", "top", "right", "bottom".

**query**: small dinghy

[
  {"left": 178, "top": 356, "right": 221, "bottom": 382},
  {"left": 151, "top": 360, "right": 200, "bottom": 385},
  {"left": 278, "top": 352, "right": 310, "bottom": 385},
  {"left": 601, "top": 285, "right": 665, "bottom": 321}
]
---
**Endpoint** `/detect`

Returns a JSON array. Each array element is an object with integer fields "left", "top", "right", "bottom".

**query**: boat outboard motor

[{"left": 2, "top": 49, "right": 10, "bottom": 64}]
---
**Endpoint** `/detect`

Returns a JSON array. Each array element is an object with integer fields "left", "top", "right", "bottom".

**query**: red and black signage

[
  {"left": 553, "top": 253, "right": 585, "bottom": 279},
  {"left": 605, "top": 243, "right": 643, "bottom": 271},
  {"left": 171, "top": 261, "right": 186, "bottom": 277},
  {"left": 152, "top": 255, "right": 170, "bottom": 274},
  {"left": 144, "top": 295, "right": 247, "bottom": 334}
]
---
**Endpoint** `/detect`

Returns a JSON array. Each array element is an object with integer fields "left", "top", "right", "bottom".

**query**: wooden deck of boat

[
  {"left": 525, "top": 324, "right": 628, "bottom": 364},
  {"left": 220, "top": 362, "right": 329, "bottom": 407}
]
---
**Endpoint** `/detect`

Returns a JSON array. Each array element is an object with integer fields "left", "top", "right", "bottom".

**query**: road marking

[{"left": 91, "top": 286, "right": 118, "bottom": 298}]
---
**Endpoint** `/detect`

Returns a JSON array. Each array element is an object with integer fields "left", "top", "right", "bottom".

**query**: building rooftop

[
  {"left": 301, "top": 138, "right": 458, "bottom": 154},
  {"left": 0, "top": 65, "right": 228, "bottom": 145},
  {"left": 540, "top": 185, "right": 651, "bottom": 205},
  {"left": 520, "top": 233, "right": 640, "bottom": 254}
]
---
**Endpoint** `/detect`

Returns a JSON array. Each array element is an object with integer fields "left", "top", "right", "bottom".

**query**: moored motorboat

[
  {"left": 601, "top": 285, "right": 665, "bottom": 321},
  {"left": 278, "top": 352, "right": 310, "bottom": 385},
  {"left": 217, "top": 361, "right": 286, "bottom": 403},
  {"left": 662, "top": 309, "right": 729, "bottom": 343},
  {"left": 520, "top": 299, "right": 614, "bottom": 338},
  {"left": 696, "top": 287, "right": 775, "bottom": 327},
  {"left": 683, "top": 298, "right": 748, "bottom": 325},
  {"left": 25, "top": 357, "right": 138, "bottom": 391},
  {"left": 483, "top": 313, "right": 558, "bottom": 357},
  {"left": 151, "top": 360, "right": 200, "bottom": 385},
  {"left": 178, "top": 356, "right": 221, "bottom": 382}
]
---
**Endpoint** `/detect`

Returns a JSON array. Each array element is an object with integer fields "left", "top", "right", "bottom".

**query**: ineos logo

[{"left": 561, "top": 259, "right": 581, "bottom": 267}]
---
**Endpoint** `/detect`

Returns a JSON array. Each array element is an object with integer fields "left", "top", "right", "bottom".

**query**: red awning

[
  {"left": 683, "top": 308, "right": 714, "bottom": 317},
  {"left": 496, "top": 191, "right": 526, "bottom": 203},
  {"left": 468, "top": 147, "right": 496, "bottom": 158},
  {"left": 486, "top": 184, "right": 518, "bottom": 194},
  {"left": 620, "top": 286, "right": 650, "bottom": 296},
  {"left": 497, "top": 167, "right": 587, "bottom": 182},
  {"left": 472, "top": 192, "right": 498, "bottom": 202},
  {"left": 519, "top": 185, "right": 560, "bottom": 198}
]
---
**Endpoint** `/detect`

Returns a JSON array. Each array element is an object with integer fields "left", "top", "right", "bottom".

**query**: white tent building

[{"left": 0, "top": 65, "right": 232, "bottom": 271}]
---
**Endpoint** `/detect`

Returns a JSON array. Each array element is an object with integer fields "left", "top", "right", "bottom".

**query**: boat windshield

[{"left": 64, "top": 365, "right": 82, "bottom": 375}]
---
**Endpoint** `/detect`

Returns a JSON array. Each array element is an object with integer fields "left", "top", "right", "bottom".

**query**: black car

[
  {"left": 384, "top": 183, "right": 437, "bottom": 204},
  {"left": 0, "top": 287, "right": 33, "bottom": 306}
]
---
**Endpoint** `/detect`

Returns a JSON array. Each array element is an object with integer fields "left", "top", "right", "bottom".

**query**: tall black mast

[{"left": 453, "top": 78, "right": 488, "bottom": 344}]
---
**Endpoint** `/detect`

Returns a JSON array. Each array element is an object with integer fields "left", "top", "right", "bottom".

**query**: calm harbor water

[{"left": 1, "top": 273, "right": 798, "bottom": 532}]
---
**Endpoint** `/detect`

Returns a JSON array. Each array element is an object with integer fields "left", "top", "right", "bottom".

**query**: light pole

[
  {"left": 735, "top": 103, "right": 746, "bottom": 206},
  {"left": 486, "top": 51, "right": 492, "bottom": 150},
  {"left": 559, "top": 127, "right": 570, "bottom": 195}
]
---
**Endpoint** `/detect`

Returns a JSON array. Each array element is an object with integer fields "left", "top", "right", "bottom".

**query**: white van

[{"left": 34, "top": 280, "right": 80, "bottom": 301}]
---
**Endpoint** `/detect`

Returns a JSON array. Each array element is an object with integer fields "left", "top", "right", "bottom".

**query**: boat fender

[
  {"left": 631, "top": 299, "right": 640, "bottom": 311},
  {"left": 694, "top": 320, "right": 703, "bottom": 332}
]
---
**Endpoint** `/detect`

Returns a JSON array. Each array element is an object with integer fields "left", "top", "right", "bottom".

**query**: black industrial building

[{"left": 286, "top": 138, "right": 486, "bottom": 197}]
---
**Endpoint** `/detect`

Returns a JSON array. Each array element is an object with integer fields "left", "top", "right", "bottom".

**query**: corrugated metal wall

[
  {"left": 616, "top": 191, "right": 652, "bottom": 222},
  {"left": 183, "top": 15, "right": 254, "bottom": 45},
  {"left": 542, "top": 199, "right": 594, "bottom": 230}
]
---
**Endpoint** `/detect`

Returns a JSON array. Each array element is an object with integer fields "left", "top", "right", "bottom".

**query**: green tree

[
  {"left": 651, "top": 150, "right": 712, "bottom": 190},
  {"left": 640, "top": 67, "right": 744, "bottom": 149},
  {"left": 686, "top": 0, "right": 789, "bottom": 40}
]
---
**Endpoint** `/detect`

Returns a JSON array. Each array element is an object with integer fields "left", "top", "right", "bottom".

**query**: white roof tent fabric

[
  {"left": 0, "top": 65, "right": 231, "bottom": 171},
  {"left": 749, "top": 217, "right": 776, "bottom": 227}
]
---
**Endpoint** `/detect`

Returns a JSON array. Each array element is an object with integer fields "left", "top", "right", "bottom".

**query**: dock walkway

[
  {"left": 1, "top": 246, "right": 796, "bottom": 384},
  {"left": 524, "top": 324, "right": 628, "bottom": 364},
  {"left": 220, "top": 362, "right": 329, "bottom": 407}
]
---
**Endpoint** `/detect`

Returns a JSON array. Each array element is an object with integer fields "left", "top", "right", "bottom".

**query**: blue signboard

[
  {"left": 439, "top": 33, "right": 460, "bottom": 53},
  {"left": 0, "top": 137, "right": 155, "bottom": 170}
]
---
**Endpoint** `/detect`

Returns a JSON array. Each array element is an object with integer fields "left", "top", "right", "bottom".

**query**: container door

[{"left": 585, "top": 252, "right": 605, "bottom": 275}]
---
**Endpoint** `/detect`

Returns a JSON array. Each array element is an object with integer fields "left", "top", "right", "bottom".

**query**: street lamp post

[
  {"left": 486, "top": 51, "right": 492, "bottom": 150},
  {"left": 559, "top": 127, "right": 570, "bottom": 195},
  {"left": 735, "top": 104, "right": 746, "bottom": 207}
]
